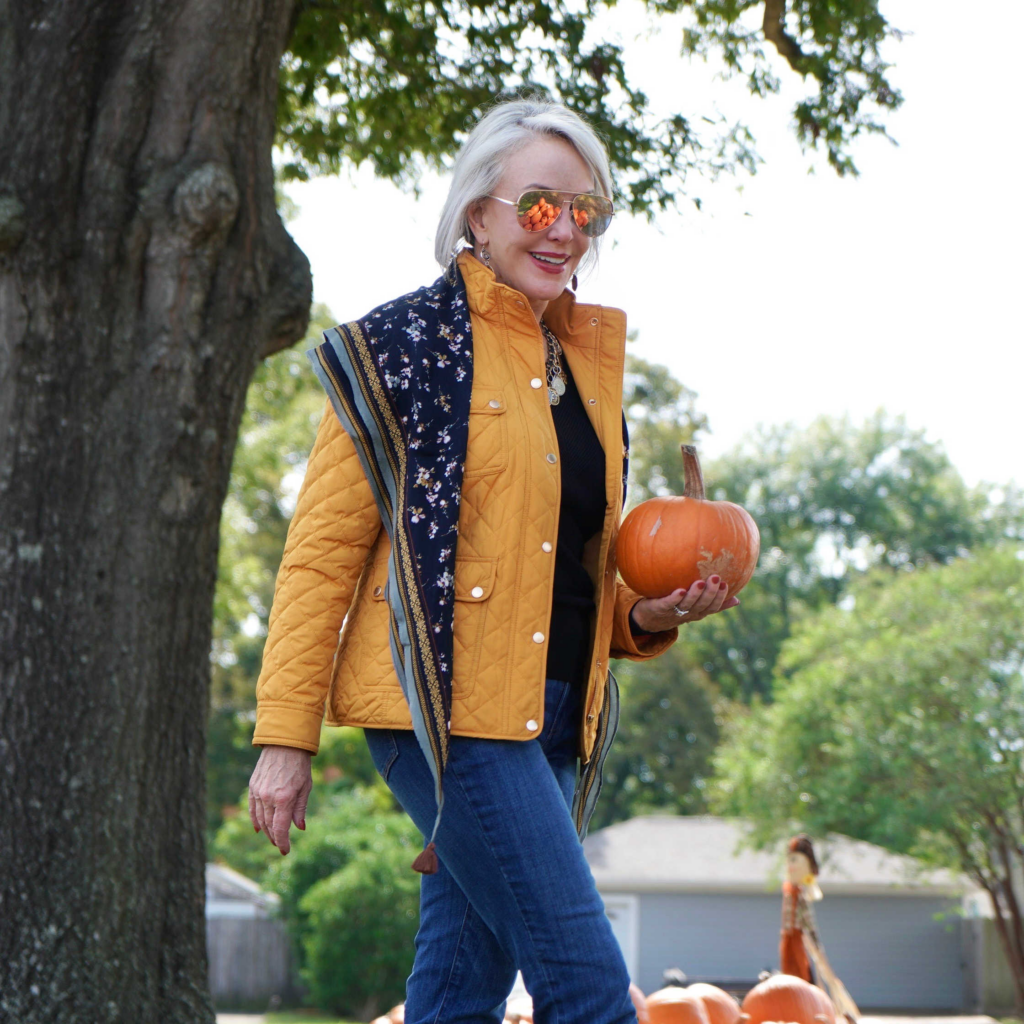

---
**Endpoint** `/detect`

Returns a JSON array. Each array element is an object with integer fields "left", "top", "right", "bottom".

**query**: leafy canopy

[
  {"left": 676, "top": 413, "right": 1020, "bottom": 701},
  {"left": 594, "top": 645, "right": 721, "bottom": 830},
  {"left": 277, "top": 0, "right": 905, "bottom": 213},
  {"left": 710, "top": 546, "right": 1024, "bottom": 885}
]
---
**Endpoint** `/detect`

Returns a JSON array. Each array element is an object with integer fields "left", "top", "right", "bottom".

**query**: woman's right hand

[
  {"left": 629, "top": 574, "right": 739, "bottom": 633},
  {"left": 248, "top": 745, "right": 313, "bottom": 855}
]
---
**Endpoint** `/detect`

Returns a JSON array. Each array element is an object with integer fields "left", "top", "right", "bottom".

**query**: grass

[{"left": 266, "top": 1013, "right": 360, "bottom": 1024}]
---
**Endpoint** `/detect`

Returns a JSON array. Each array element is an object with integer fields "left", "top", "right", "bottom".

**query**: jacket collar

[{"left": 457, "top": 249, "right": 623, "bottom": 349}]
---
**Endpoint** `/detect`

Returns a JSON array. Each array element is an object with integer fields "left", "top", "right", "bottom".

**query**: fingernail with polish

[
  {"left": 696, "top": 581, "right": 706, "bottom": 590},
  {"left": 710, "top": 576, "right": 720, "bottom": 584}
]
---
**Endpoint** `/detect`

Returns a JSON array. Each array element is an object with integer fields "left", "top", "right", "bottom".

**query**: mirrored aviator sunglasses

[{"left": 493, "top": 189, "right": 614, "bottom": 238}]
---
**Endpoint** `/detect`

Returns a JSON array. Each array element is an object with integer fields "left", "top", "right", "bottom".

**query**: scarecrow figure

[{"left": 781, "top": 834, "right": 861, "bottom": 1024}]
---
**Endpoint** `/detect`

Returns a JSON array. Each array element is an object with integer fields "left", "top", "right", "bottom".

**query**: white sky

[{"left": 282, "top": 0, "right": 1024, "bottom": 489}]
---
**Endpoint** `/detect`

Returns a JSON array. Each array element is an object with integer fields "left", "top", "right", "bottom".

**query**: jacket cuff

[
  {"left": 252, "top": 701, "right": 324, "bottom": 754},
  {"left": 611, "top": 594, "right": 678, "bottom": 660}
]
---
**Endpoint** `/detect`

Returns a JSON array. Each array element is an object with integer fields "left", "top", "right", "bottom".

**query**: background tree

[
  {"left": 623, "top": 348, "right": 709, "bottom": 504},
  {"left": 595, "top": 646, "right": 721, "bottom": 829},
  {"left": 214, "top": 783, "right": 418, "bottom": 1018},
  {"left": 710, "top": 546, "right": 1024, "bottom": 1009},
  {"left": 207, "top": 305, "right": 334, "bottom": 837},
  {"left": 602, "top": 383, "right": 1023, "bottom": 825},
  {"left": 664, "top": 414, "right": 1018, "bottom": 702},
  {"left": 0, "top": 1, "right": 907, "bottom": 1018}
]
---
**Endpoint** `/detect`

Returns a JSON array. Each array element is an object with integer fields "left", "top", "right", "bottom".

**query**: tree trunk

[
  {"left": 979, "top": 873, "right": 1024, "bottom": 1013},
  {"left": 0, "top": 2, "right": 309, "bottom": 1020}
]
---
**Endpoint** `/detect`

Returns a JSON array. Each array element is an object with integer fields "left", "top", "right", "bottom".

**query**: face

[
  {"left": 467, "top": 135, "right": 597, "bottom": 320},
  {"left": 786, "top": 851, "right": 816, "bottom": 887}
]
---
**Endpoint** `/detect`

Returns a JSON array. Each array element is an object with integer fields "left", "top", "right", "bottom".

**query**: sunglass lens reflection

[
  {"left": 571, "top": 196, "right": 613, "bottom": 237},
  {"left": 516, "top": 192, "right": 562, "bottom": 231},
  {"left": 514, "top": 191, "right": 613, "bottom": 237}
]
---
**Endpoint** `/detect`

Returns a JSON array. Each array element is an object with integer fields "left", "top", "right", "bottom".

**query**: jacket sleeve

[
  {"left": 609, "top": 579, "right": 678, "bottom": 660},
  {"left": 253, "top": 401, "right": 383, "bottom": 753}
]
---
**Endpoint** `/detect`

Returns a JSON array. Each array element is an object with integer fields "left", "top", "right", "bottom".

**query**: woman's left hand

[{"left": 630, "top": 575, "right": 739, "bottom": 633}]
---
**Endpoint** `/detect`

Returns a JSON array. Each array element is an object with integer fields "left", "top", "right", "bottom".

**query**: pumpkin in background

[
  {"left": 686, "top": 983, "right": 741, "bottom": 1024},
  {"left": 742, "top": 974, "right": 835, "bottom": 1024},
  {"left": 616, "top": 445, "right": 760, "bottom": 599},
  {"left": 631, "top": 982, "right": 650, "bottom": 1024},
  {"left": 646, "top": 986, "right": 712, "bottom": 1024},
  {"left": 504, "top": 990, "right": 533, "bottom": 1023}
]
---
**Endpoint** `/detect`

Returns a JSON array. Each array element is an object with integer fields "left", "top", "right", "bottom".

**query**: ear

[{"left": 466, "top": 199, "right": 488, "bottom": 248}]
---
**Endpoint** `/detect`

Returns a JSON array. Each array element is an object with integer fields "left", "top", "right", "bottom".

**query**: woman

[{"left": 248, "top": 99, "right": 738, "bottom": 1024}]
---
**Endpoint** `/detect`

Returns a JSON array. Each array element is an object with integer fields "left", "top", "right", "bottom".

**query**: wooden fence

[{"left": 206, "top": 915, "right": 301, "bottom": 1009}]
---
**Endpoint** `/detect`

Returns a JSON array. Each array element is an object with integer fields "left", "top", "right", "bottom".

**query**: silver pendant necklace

[{"left": 541, "top": 321, "right": 567, "bottom": 406}]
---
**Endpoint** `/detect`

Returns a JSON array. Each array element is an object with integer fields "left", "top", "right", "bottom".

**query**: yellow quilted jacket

[{"left": 253, "top": 252, "right": 677, "bottom": 763}]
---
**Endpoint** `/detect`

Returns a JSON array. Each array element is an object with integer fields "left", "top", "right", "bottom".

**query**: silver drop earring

[{"left": 480, "top": 247, "right": 491, "bottom": 269}]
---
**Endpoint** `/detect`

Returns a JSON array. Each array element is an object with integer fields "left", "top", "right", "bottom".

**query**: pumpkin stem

[{"left": 681, "top": 445, "right": 706, "bottom": 500}]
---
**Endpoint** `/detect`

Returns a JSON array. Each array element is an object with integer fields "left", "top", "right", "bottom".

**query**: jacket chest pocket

[{"left": 462, "top": 388, "right": 508, "bottom": 479}]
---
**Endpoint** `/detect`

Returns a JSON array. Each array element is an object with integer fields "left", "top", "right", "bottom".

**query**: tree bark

[{"left": 0, "top": 2, "right": 309, "bottom": 1020}]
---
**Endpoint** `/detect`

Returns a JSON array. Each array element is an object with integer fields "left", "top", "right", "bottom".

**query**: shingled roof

[{"left": 582, "top": 816, "right": 968, "bottom": 896}]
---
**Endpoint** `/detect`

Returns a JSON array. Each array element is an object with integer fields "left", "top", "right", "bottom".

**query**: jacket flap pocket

[
  {"left": 470, "top": 388, "right": 506, "bottom": 416},
  {"left": 454, "top": 557, "right": 498, "bottom": 601}
]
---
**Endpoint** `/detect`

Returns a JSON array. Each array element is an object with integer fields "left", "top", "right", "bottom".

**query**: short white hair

[{"left": 435, "top": 99, "right": 613, "bottom": 275}]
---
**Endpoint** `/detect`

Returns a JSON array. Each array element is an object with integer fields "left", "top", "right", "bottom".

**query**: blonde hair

[{"left": 435, "top": 99, "right": 613, "bottom": 275}]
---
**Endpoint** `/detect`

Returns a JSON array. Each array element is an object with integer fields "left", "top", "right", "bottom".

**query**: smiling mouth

[{"left": 530, "top": 252, "right": 569, "bottom": 266}]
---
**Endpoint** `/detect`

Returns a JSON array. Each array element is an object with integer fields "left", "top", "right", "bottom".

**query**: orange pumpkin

[
  {"left": 631, "top": 982, "right": 650, "bottom": 1024},
  {"left": 686, "top": 984, "right": 741, "bottom": 1024},
  {"left": 504, "top": 990, "right": 533, "bottom": 1023},
  {"left": 646, "top": 987, "right": 712, "bottom": 1024},
  {"left": 742, "top": 974, "right": 835, "bottom": 1024},
  {"left": 616, "top": 445, "right": 760, "bottom": 599}
]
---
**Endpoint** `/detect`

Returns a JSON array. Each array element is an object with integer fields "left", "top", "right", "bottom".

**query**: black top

[{"left": 546, "top": 354, "right": 608, "bottom": 686}]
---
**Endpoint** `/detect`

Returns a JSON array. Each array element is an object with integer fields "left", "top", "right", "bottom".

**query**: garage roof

[{"left": 583, "top": 816, "right": 968, "bottom": 896}]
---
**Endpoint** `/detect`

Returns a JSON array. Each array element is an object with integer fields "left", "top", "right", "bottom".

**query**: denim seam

[
  {"left": 381, "top": 730, "right": 400, "bottom": 782},
  {"left": 368, "top": 729, "right": 401, "bottom": 782},
  {"left": 545, "top": 679, "right": 570, "bottom": 748},
  {"left": 430, "top": 900, "right": 472, "bottom": 1024},
  {"left": 446, "top": 756, "right": 562, "bottom": 1024}
]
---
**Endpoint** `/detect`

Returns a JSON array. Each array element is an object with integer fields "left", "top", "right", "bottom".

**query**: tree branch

[{"left": 762, "top": 0, "right": 807, "bottom": 73}]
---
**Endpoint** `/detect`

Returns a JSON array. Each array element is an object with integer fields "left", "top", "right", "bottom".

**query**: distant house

[
  {"left": 206, "top": 863, "right": 297, "bottom": 1009},
  {"left": 206, "top": 862, "right": 280, "bottom": 919},
  {"left": 583, "top": 816, "right": 971, "bottom": 1011}
]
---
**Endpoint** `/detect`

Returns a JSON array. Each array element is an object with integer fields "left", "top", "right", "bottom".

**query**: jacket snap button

[
  {"left": 542, "top": 541, "right": 553, "bottom": 553},
  {"left": 587, "top": 714, "right": 595, "bottom": 723},
  {"left": 588, "top": 398, "right": 596, "bottom": 405},
  {"left": 471, "top": 586, "right": 484, "bottom": 598},
  {"left": 373, "top": 586, "right": 383, "bottom": 597},
  {"left": 590, "top": 317, "right": 598, "bottom": 326},
  {"left": 530, "top": 378, "right": 543, "bottom": 389},
  {"left": 546, "top": 453, "right": 557, "bottom": 464},
  {"left": 532, "top": 631, "right": 545, "bottom": 643},
  {"left": 526, "top": 719, "right": 539, "bottom": 731},
  {"left": 488, "top": 399, "right": 501, "bottom": 408}
]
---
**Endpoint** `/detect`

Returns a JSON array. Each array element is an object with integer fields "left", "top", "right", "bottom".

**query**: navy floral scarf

[{"left": 308, "top": 266, "right": 473, "bottom": 868}]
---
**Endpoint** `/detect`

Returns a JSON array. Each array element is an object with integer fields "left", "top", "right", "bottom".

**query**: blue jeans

[{"left": 364, "top": 677, "right": 636, "bottom": 1024}]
